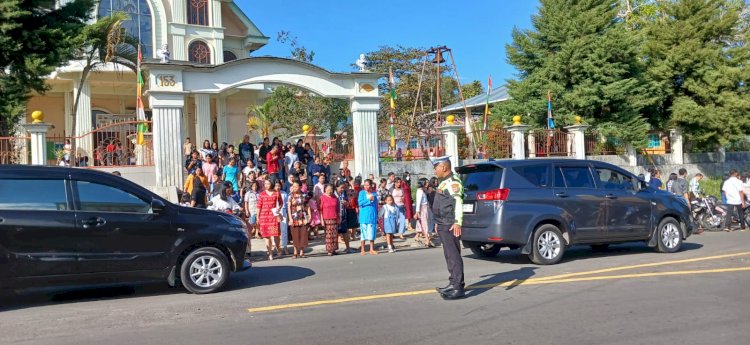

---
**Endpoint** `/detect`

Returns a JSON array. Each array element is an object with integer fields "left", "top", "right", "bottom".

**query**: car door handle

[
  {"left": 605, "top": 194, "right": 618, "bottom": 199},
  {"left": 82, "top": 217, "right": 106, "bottom": 229},
  {"left": 555, "top": 192, "right": 569, "bottom": 198}
]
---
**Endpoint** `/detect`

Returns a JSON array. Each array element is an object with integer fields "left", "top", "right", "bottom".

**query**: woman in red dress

[{"left": 258, "top": 179, "right": 281, "bottom": 260}]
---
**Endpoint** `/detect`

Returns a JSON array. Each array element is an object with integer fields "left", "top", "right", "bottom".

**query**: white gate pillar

[
  {"left": 565, "top": 123, "right": 590, "bottom": 160},
  {"left": 22, "top": 111, "right": 53, "bottom": 165},
  {"left": 438, "top": 117, "right": 462, "bottom": 169},
  {"left": 504, "top": 116, "right": 530, "bottom": 160},
  {"left": 216, "top": 96, "right": 228, "bottom": 144},
  {"left": 351, "top": 96, "right": 380, "bottom": 178},
  {"left": 670, "top": 128, "right": 684, "bottom": 165}
]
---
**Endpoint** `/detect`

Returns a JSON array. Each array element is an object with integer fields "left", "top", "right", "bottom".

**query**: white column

[
  {"left": 504, "top": 124, "right": 530, "bottom": 160},
  {"left": 564, "top": 124, "right": 590, "bottom": 160},
  {"left": 152, "top": 106, "right": 184, "bottom": 188},
  {"left": 22, "top": 123, "right": 53, "bottom": 165},
  {"left": 73, "top": 79, "right": 93, "bottom": 159},
  {"left": 438, "top": 124, "right": 462, "bottom": 169},
  {"left": 212, "top": 0, "right": 223, "bottom": 28},
  {"left": 670, "top": 128, "right": 684, "bottom": 165},
  {"left": 172, "top": 34, "right": 186, "bottom": 61},
  {"left": 216, "top": 96, "right": 228, "bottom": 143},
  {"left": 64, "top": 91, "right": 73, "bottom": 136},
  {"left": 214, "top": 38, "right": 224, "bottom": 64},
  {"left": 172, "top": 0, "right": 185, "bottom": 23},
  {"left": 194, "top": 94, "right": 212, "bottom": 145},
  {"left": 527, "top": 132, "right": 536, "bottom": 158},
  {"left": 351, "top": 97, "right": 380, "bottom": 178}
]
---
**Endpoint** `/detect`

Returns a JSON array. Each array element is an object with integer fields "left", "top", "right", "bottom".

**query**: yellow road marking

[
  {"left": 529, "top": 251, "right": 750, "bottom": 282},
  {"left": 248, "top": 252, "right": 750, "bottom": 313}
]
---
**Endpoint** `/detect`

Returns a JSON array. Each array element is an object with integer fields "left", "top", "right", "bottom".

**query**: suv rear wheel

[
  {"left": 655, "top": 217, "right": 682, "bottom": 253},
  {"left": 469, "top": 243, "right": 502, "bottom": 258},
  {"left": 529, "top": 224, "right": 565, "bottom": 265},
  {"left": 180, "top": 247, "right": 230, "bottom": 294}
]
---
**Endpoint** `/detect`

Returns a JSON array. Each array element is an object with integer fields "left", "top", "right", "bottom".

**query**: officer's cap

[{"left": 430, "top": 155, "right": 451, "bottom": 167}]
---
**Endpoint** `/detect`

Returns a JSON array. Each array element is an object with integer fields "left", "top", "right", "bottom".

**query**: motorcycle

[{"left": 691, "top": 195, "right": 727, "bottom": 231}]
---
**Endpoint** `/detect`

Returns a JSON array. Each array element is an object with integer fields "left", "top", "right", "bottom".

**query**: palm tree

[
  {"left": 69, "top": 12, "right": 139, "bottom": 164},
  {"left": 247, "top": 101, "right": 284, "bottom": 139}
]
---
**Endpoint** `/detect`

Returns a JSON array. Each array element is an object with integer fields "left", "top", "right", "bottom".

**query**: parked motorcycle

[{"left": 691, "top": 196, "right": 727, "bottom": 231}]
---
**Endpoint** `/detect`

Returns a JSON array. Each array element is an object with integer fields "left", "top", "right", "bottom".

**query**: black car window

[
  {"left": 76, "top": 181, "right": 151, "bottom": 213},
  {"left": 553, "top": 167, "right": 565, "bottom": 187},
  {"left": 594, "top": 167, "right": 637, "bottom": 191},
  {"left": 560, "top": 166, "right": 595, "bottom": 189},
  {"left": 458, "top": 165, "right": 503, "bottom": 192},
  {"left": 0, "top": 179, "right": 68, "bottom": 210},
  {"left": 513, "top": 164, "right": 549, "bottom": 187}
]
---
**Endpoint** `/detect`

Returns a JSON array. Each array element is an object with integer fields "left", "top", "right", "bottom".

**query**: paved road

[{"left": 2, "top": 232, "right": 750, "bottom": 345}]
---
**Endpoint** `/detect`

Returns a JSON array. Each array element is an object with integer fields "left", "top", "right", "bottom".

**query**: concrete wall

[{"left": 87, "top": 166, "right": 156, "bottom": 187}]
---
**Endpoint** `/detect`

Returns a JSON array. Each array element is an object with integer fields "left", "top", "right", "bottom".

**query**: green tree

[
  {"left": 461, "top": 80, "right": 484, "bottom": 99},
  {"left": 247, "top": 102, "right": 284, "bottom": 139},
  {"left": 496, "top": 0, "right": 656, "bottom": 145},
  {"left": 359, "top": 45, "right": 461, "bottom": 136},
  {"left": 68, "top": 12, "right": 139, "bottom": 160},
  {"left": 0, "top": 0, "right": 94, "bottom": 136},
  {"left": 277, "top": 30, "right": 315, "bottom": 62},
  {"left": 642, "top": 0, "right": 750, "bottom": 150}
]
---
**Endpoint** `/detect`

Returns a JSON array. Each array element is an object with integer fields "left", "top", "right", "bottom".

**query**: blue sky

[{"left": 241, "top": 0, "right": 539, "bottom": 88}]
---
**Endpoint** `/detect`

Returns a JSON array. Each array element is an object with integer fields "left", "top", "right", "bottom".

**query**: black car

[
  {"left": 0, "top": 166, "right": 249, "bottom": 294},
  {"left": 457, "top": 159, "right": 695, "bottom": 265}
]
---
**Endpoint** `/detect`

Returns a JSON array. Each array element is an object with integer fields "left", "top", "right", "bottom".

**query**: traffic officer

[{"left": 431, "top": 156, "right": 465, "bottom": 300}]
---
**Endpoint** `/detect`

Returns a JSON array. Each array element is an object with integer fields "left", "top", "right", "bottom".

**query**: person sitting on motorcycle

[{"left": 208, "top": 181, "right": 243, "bottom": 214}]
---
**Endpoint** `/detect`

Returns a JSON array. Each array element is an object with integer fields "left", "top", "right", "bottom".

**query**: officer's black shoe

[
  {"left": 436, "top": 284, "right": 454, "bottom": 294},
  {"left": 440, "top": 288, "right": 466, "bottom": 300}
]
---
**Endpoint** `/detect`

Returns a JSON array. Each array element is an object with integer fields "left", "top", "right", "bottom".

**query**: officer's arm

[{"left": 448, "top": 181, "right": 464, "bottom": 226}]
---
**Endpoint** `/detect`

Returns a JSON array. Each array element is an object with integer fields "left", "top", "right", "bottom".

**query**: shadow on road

[
  {"left": 465, "top": 242, "right": 704, "bottom": 265},
  {"left": 464, "top": 266, "right": 538, "bottom": 298},
  {"left": 0, "top": 266, "right": 315, "bottom": 312},
  {"left": 229, "top": 265, "right": 315, "bottom": 289}
]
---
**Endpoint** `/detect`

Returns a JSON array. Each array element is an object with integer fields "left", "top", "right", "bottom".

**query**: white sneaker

[{"left": 388, "top": 245, "right": 395, "bottom": 253}]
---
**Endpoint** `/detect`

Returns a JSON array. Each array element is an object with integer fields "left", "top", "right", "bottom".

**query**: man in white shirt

[
  {"left": 722, "top": 169, "right": 747, "bottom": 231},
  {"left": 284, "top": 148, "right": 298, "bottom": 176}
]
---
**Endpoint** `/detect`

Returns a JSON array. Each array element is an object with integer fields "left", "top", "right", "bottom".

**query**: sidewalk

[{"left": 246, "top": 231, "right": 440, "bottom": 262}]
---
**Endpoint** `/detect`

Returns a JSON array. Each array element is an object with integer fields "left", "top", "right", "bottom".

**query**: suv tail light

[{"left": 477, "top": 188, "right": 509, "bottom": 201}]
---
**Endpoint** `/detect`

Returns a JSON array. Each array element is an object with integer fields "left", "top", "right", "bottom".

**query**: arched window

[
  {"left": 98, "top": 0, "right": 153, "bottom": 57},
  {"left": 223, "top": 50, "right": 238, "bottom": 62},
  {"left": 189, "top": 41, "right": 211, "bottom": 64},
  {"left": 187, "top": 0, "right": 209, "bottom": 26}
]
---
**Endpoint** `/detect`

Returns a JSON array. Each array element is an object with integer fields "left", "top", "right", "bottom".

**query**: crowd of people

[
  {"left": 179, "top": 136, "right": 441, "bottom": 260},
  {"left": 643, "top": 167, "right": 749, "bottom": 232}
]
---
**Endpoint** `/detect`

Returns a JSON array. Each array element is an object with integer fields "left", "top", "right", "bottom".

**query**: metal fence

[
  {"left": 529, "top": 129, "right": 572, "bottom": 157},
  {"left": 378, "top": 123, "right": 445, "bottom": 161},
  {"left": 584, "top": 130, "right": 626, "bottom": 155},
  {"left": 458, "top": 130, "right": 512, "bottom": 160},
  {"left": 0, "top": 136, "right": 29, "bottom": 164}
]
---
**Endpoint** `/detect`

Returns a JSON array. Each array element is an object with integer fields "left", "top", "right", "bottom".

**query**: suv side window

[
  {"left": 513, "top": 164, "right": 549, "bottom": 187},
  {"left": 0, "top": 179, "right": 68, "bottom": 210},
  {"left": 594, "top": 167, "right": 637, "bottom": 191},
  {"left": 560, "top": 166, "right": 595, "bottom": 189},
  {"left": 75, "top": 181, "right": 151, "bottom": 213}
]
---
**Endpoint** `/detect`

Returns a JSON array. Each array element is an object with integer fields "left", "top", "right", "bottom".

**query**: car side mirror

[
  {"left": 151, "top": 199, "right": 166, "bottom": 214},
  {"left": 640, "top": 181, "right": 649, "bottom": 190}
]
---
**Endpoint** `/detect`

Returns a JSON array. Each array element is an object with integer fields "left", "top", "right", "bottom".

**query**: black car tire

[
  {"left": 590, "top": 244, "right": 610, "bottom": 251},
  {"left": 469, "top": 244, "right": 502, "bottom": 258},
  {"left": 180, "top": 247, "right": 230, "bottom": 294},
  {"left": 529, "top": 224, "right": 565, "bottom": 265},
  {"left": 655, "top": 217, "right": 682, "bottom": 253}
]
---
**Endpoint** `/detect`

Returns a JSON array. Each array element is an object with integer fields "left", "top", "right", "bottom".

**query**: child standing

[
  {"left": 382, "top": 195, "right": 398, "bottom": 253},
  {"left": 308, "top": 194, "right": 322, "bottom": 239},
  {"left": 244, "top": 181, "right": 260, "bottom": 238}
]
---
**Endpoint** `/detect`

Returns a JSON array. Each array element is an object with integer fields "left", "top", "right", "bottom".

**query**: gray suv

[{"left": 457, "top": 159, "right": 695, "bottom": 265}]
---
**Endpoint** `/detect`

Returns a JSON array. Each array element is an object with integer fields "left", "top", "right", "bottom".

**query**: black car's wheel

[
  {"left": 590, "top": 244, "right": 610, "bottom": 251},
  {"left": 180, "top": 247, "right": 230, "bottom": 294},
  {"left": 529, "top": 224, "right": 565, "bottom": 265},
  {"left": 655, "top": 217, "right": 682, "bottom": 253},
  {"left": 469, "top": 244, "right": 502, "bottom": 258}
]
